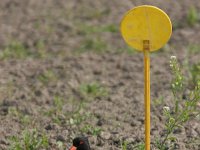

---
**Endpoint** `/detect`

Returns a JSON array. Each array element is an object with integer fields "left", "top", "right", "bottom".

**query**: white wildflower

[
  {"left": 170, "top": 56, "right": 176, "bottom": 59},
  {"left": 163, "top": 106, "right": 170, "bottom": 112},
  {"left": 169, "top": 64, "right": 173, "bottom": 67}
]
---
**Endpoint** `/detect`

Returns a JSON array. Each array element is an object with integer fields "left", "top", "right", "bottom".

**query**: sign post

[
  {"left": 120, "top": 5, "right": 172, "bottom": 150},
  {"left": 143, "top": 40, "right": 151, "bottom": 150}
]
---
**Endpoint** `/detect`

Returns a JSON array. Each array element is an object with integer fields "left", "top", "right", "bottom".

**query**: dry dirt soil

[{"left": 0, "top": 0, "right": 200, "bottom": 150}]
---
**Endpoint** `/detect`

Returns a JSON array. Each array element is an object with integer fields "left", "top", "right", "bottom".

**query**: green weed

[
  {"left": 0, "top": 81, "right": 15, "bottom": 100},
  {"left": 35, "top": 39, "right": 48, "bottom": 58},
  {"left": 81, "top": 125, "right": 101, "bottom": 136},
  {"left": 9, "top": 129, "right": 49, "bottom": 150},
  {"left": 78, "top": 38, "right": 107, "bottom": 53},
  {"left": 187, "top": 6, "right": 199, "bottom": 26},
  {"left": 153, "top": 96, "right": 164, "bottom": 106},
  {"left": 172, "top": 21, "right": 182, "bottom": 30},
  {"left": 53, "top": 95, "right": 64, "bottom": 112},
  {"left": 44, "top": 96, "right": 65, "bottom": 125},
  {"left": 56, "top": 141, "right": 64, "bottom": 150},
  {"left": 122, "top": 141, "right": 145, "bottom": 150},
  {"left": 52, "top": 116, "right": 63, "bottom": 125},
  {"left": 8, "top": 107, "right": 31, "bottom": 125},
  {"left": 37, "top": 70, "right": 57, "bottom": 85},
  {"left": 121, "top": 140, "right": 129, "bottom": 150},
  {"left": 117, "top": 46, "right": 136, "bottom": 55},
  {"left": 133, "top": 142, "right": 145, "bottom": 150},
  {"left": 185, "top": 44, "right": 200, "bottom": 86},
  {"left": 188, "top": 44, "right": 200, "bottom": 54},
  {"left": 155, "top": 56, "right": 200, "bottom": 149},
  {"left": 75, "top": 23, "right": 118, "bottom": 53},
  {"left": 79, "top": 82, "right": 108, "bottom": 100},
  {"left": 78, "top": 24, "right": 118, "bottom": 35},
  {"left": 69, "top": 111, "right": 91, "bottom": 126},
  {"left": 44, "top": 95, "right": 90, "bottom": 126},
  {"left": 0, "top": 41, "right": 30, "bottom": 60},
  {"left": 0, "top": 40, "right": 50, "bottom": 60},
  {"left": 184, "top": 44, "right": 200, "bottom": 87},
  {"left": 52, "top": 96, "right": 65, "bottom": 124},
  {"left": 103, "top": 24, "right": 118, "bottom": 33},
  {"left": 190, "top": 63, "right": 200, "bottom": 85},
  {"left": 65, "top": 98, "right": 93, "bottom": 127}
]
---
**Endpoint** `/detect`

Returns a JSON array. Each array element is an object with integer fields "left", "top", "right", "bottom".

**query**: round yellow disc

[{"left": 120, "top": 5, "right": 172, "bottom": 52}]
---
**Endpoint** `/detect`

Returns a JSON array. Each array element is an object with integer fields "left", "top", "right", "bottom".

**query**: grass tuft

[
  {"left": 37, "top": 70, "right": 57, "bottom": 85},
  {"left": 79, "top": 82, "right": 108, "bottom": 100}
]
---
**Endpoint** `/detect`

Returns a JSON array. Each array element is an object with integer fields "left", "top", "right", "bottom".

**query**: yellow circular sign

[{"left": 120, "top": 5, "right": 172, "bottom": 52}]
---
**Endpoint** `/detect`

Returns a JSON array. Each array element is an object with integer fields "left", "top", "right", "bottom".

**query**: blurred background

[
  {"left": 0, "top": 0, "right": 200, "bottom": 150},
  {"left": 0, "top": 0, "right": 200, "bottom": 57}
]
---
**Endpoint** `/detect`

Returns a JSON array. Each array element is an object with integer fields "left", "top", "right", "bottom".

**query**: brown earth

[{"left": 0, "top": 0, "right": 200, "bottom": 150}]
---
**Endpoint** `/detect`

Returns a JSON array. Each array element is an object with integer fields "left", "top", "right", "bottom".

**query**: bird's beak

[{"left": 69, "top": 146, "right": 77, "bottom": 150}]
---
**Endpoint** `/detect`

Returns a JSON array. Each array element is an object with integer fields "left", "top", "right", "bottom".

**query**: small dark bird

[{"left": 69, "top": 137, "right": 91, "bottom": 150}]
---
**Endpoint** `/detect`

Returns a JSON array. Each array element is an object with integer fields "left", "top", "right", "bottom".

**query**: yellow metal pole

[{"left": 143, "top": 40, "right": 150, "bottom": 150}]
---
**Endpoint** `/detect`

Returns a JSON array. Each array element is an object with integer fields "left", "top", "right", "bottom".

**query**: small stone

[
  {"left": 0, "top": 138, "right": 8, "bottom": 145},
  {"left": 111, "top": 134, "right": 121, "bottom": 144},
  {"left": 0, "top": 107, "right": 8, "bottom": 115},
  {"left": 20, "top": 94, "right": 26, "bottom": 99},
  {"left": 34, "top": 90, "right": 42, "bottom": 97},
  {"left": 137, "top": 118, "right": 144, "bottom": 124},
  {"left": 93, "top": 69, "right": 102, "bottom": 75},
  {"left": 130, "top": 120, "right": 140, "bottom": 127},
  {"left": 96, "top": 119, "right": 104, "bottom": 126},
  {"left": 56, "top": 135, "right": 65, "bottom": 142},
  {"left": 124, "top": 137, "right": 135, "bottom": 144},
  {"left": 100, "top": 132, "right": 111, "bottom": 140},
  {"left": 191, "top": 129, "right": 198, "bottom": 137},
  {"left": 88, "top": 136, "right": 97, "bottom": 145},
  {"left": 173, "top": 128, "right": 182, "bottom": 134},
  {"left": 45, "top": 124, "right": 53, "bottom": 130}
]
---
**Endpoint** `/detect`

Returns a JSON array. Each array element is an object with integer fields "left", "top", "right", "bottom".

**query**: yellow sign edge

[{"left": 120, "top": 5, "right": 172, "bottom": 52}]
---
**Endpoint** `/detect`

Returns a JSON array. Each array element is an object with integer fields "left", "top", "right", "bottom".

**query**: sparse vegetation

[
  {"left": 44, "top": 95, "right": 66, "bottom": 125},
  {"left": 77, "top": 24, "right": 118, "bottom": 35},
  {"left": 187, "top": 6, "right": 199, "bottom": 26},
  {"left": 79, "top": 82, "right": 108, "bottom": 100},
  {"left": 153, "top": 96, "right": 164, "bottom": 106},
  {"left": 53, "top": 95, "right": 64, "bottom": 113},
  {"left": 81, "top": 125, "right": 101, "bottom": 136},
  {"left": 37, "top": 70, "right": 57, "bottom": 85},
  {"left": 69, "top": 111, "right": 91, "bottom": 126},
  {"left": 190, "top": 63, "right": 200, "bottom": 86},
  {"left": 74, "top": 22, "right": 119, "bottom": 53},
  {"left": 188, "top": 44, "right": 200, "bottom": 54},
  {"left": 134, "top": 143, "right": 145, "bottom": 150},
  {"left": 117, "top": 46, "right": 136, "bottom": 55},
  {"left": 185, "top": 44, "right": 200, "bottom": 86},
  {"left": 0, "top": 41, "right": 30, "bottom": 60},
  {"left": 9, "top": 129, "right": 49, "bottom": 150},
  {"left": 8, "top": 107, "right": 32, "bottom": 125},
  {"left": 0, "top": 40, "right": 51, "bottom": 60},
  {"left": 56, "top": 141, "right": 64, "bottom": 150},
  {"left": 35, "top": 39, "right": 48, "bottom": 58},
  {"left": 121, "top": 140, "right": 129, "bottom": 150},
  {"left": 78, "top": 37, "right": 107, "bottom": 53},
  {"left": 122, "top": 141, "right": 145, "bottom": 150},
  {"left": 154, "top": 56, "right": 200, "bottom": 149}
]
